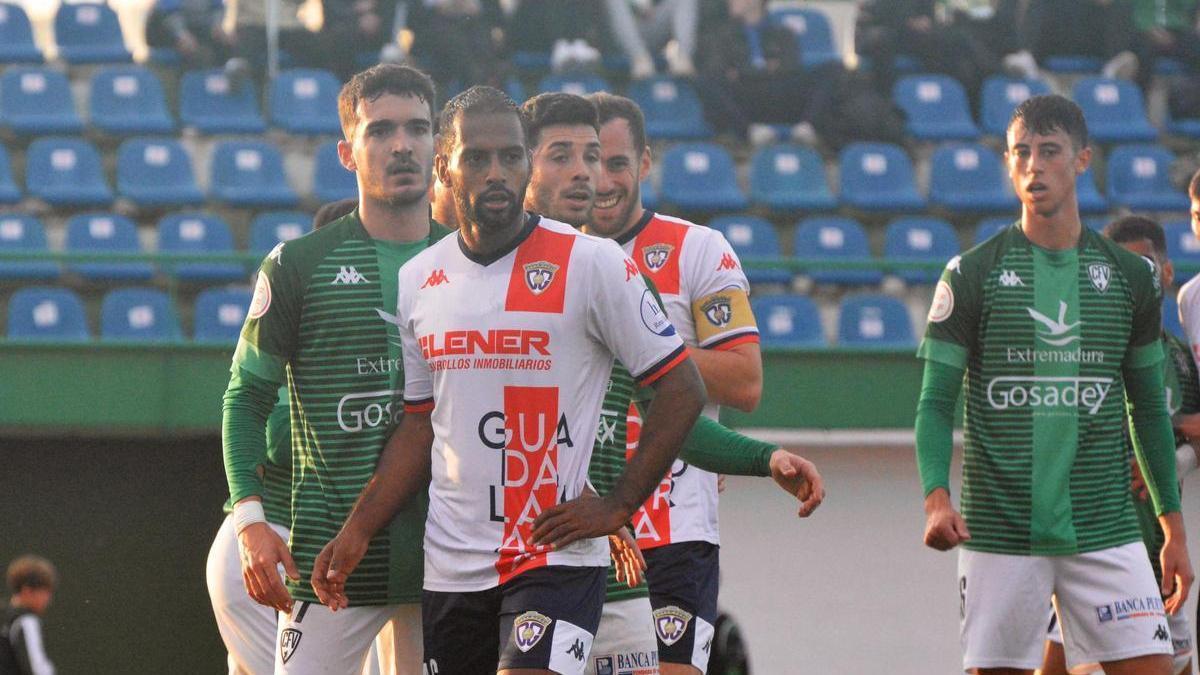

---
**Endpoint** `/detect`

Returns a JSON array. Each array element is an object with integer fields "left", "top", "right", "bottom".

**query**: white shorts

[
  {"left": 959, "top": 542, "right": 1171, "bottom": 673},
  {"left": 585, "top": 597, "right": 659, "bottom": 675},
  {"left": 1047, "top": 601, "right": 1192, "bottom": 674},
  {"left": 275, "top": 601, "right": 422, "bottom": 675}
]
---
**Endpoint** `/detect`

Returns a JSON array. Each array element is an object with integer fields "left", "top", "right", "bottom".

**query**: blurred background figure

[{"left": 1, "top": 555, "right": 57, "bottom": 675}]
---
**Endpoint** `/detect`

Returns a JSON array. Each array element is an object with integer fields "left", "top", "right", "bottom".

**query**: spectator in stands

[
  {"left": 695, "top": 0, "right": 829, "bottom": 145},
  {"left": 405, "top": 0, "right": 505, "bottom": 90},
  {"left": 603, "top": 0, "right": 699, "bottom": 78},
  {"left": 320, "top": 0, "right": 399, "bottom": 80},
  {"left": 505, "top": 0, "right": 605, "bottom": 72},
  {"left": 144, "top": 0, "right": 229, "bottom": 68},
  {"left": 1126, "top": 0, "right": 1200, "bottom": 89},
  {"left": 0, "top": 555, "right": 56, "bottom": 675},
  {"left": 1001, "top": 0, "right": 1137, "bottom": 81}
]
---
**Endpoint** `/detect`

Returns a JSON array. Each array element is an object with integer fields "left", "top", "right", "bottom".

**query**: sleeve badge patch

[{"left": 928, "top": 280, "right": 954, "bottom": 323}]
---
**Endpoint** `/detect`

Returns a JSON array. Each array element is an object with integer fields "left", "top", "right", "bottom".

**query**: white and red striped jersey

[
  {"left": 397, "top": 215, "right": 688, "bottom": 592},
  {"left": 617, "top": 211, "right": 760, "bottom": 551},
  {"left": 1179, "top": 276, "right": 1200, "bottom": 372}
]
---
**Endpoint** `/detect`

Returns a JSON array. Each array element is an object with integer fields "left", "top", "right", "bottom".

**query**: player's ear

[
  {"left": 1074, "top": 145, "right": 1093, "bottom": 175},
  {"left": 1164, "top": 260, "right": 1176, "bottom": 289},
  {"left": 639, "top": 146, "right": 653, "bottom": 179},
  {"left": 337, "top": 139, "right": 356, "bottom": 172},
  {"left": 434, "top": 153, "right": 449, "bottom": 186}
]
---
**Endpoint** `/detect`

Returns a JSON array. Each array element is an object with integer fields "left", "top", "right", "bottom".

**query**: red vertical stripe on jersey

[
  {"left": 496, "top": 385, "right": 559, "bottom": 583},
  {"left": 632, "top": 217, "right": 688, "bottom": 295},
  {"left": 624, "top": 401, "right": 673, "bottom": 551},
  {"left": 504, "top": 226, "right": 576, "bottom": 314}
]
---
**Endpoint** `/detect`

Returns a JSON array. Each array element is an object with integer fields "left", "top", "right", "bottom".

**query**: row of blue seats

[
  {"left": 4, "top": 285, "right": 248, "bottom": 343},
  {"left": 0, "top": 2, "right": 130, "bottom": 64},
  {"left": 0, "top": 211, "right": 309, "bottom": 282}
]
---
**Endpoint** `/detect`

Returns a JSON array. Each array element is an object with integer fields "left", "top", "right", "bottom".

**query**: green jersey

[
  {"left": 222, "top": 388, "right": 291, "bottom": 527},
  {"left": 919, "top": 223, "right": 1166, "bottom": 556},
  {"left": 226, "top": 212, "right": 452, "bottom": 605}
]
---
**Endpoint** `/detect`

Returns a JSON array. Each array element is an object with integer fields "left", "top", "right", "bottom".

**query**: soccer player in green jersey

[
  {"left": 221, "top": 64, "right": 452, "bottom": 675},
  {"left": 1040, "top": 216, "right": 1200, "bottom": 675},
  {"left": 915, "top": 94, "right": 1193, "bottom": 675}
]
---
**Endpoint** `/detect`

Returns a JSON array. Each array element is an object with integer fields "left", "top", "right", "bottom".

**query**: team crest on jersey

[
  {"left": 928, "top": 280, "right": 954, "bottom": 323},
  {"left": 279, "top": 628, "right": 302, "bottom": 664},
  {"left": 524, "top": 261, "right": 560, "bottom": 295},
  {"left": 1088, "top": 263, "right": 1111, "bottom": 293},
  {"left": 702, "top": 295, "right": 733, "bottom": 327},
  {"left": 654, "top": 606, "right": 693, "bottom": 646},
  {"left": 643, "top": 243, "right": 674, "bottom": 271},
  {"left": 513, "top": 611, "right": 552, "bottom": 652}
]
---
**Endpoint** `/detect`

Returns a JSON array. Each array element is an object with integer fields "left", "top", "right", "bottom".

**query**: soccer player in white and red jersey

[
  {"left": 310, "top": 85, "right": 707, "bottom": 675},
  {"left": 584, "top": 92, "right": 763, "bottom": 675}
]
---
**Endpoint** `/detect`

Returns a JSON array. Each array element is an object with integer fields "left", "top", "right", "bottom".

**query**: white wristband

[
  {"left": 233, "top": 500, "right": 267, "bottom": 535},
  {"left": 1176, "top": 444, "right": 1199, "bottom": 480}
]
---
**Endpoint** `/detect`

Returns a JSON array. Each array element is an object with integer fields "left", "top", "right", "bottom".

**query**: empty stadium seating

[
  {"left": 180, "top": 70, "right": 267, "bottom": 134},
  {"left": 249, "top": 211, "right": 312, "bottom": 254},
  {"left": 836, "top": 295, "right": 915, "bottom": 348},
  {"left": 1076, "top": 167, "right": 1109, "bottom": 214},
  {"left": 838, "top": 143, "right": 925, "bottom": 212},
  {"left": 707, "top": 215, "right": 791, "bottom": 285},
  {"left": 793, "top": 216, "right": 882, "bottom": 286},
  {"left": 54, "top": 2, "right": 131, "bottom": 64},
  {"left": 6, "top": 287, "right": 89, "bottom": 341},
  {"left": 928, "top": 143, "right": 1017, "bottom": 213},
  {"left": 1164, "top": 220, "right": 1200, "bottom": 284},
  {"left": 25, "top": 137, "right": 113, "bottom": 206},
  {"left": 751, "top": 295, "right": 825, "bottom": 347},
  {"left": 116, "top": 138, "right": 204, "bottom": 207},
  {"left": 0, "top": 144, "right": 18, "bottom": 204},
  {"left": 100, "top": 288, "right": 181, "bottom": 341},
  {"left": 1105, "top": 144, "right": 1191, "bottom": 211},
  {"left": 270, "top": 69, "right": 342, "bottom": 135},
  {"left": 538, "top": 73, "right": 610, "bottom": 96},
  {"left": 0, "top": 3, "right": 42, "bottom": 63},
  {"left": 89, "top": 66, "right": 175, "bottom": 135},
  {"left": 883, "top": 217, "right": 959, "bottom": 285},
  {"left": 629, "top": 76, "right": 710, "bottom": 140},
  {"left": 749, "top": 144, "right": 836, "bottom": 212},
  {"left": 0, "top": 67, "right": 83, "bottom": 135},
  {"left": 980, "top": 76, "right": 1051, "bottom": 137},
  {"left": 65, "top": 213, "right": 153, "bottom": 281},
  {"left": 193, "top": 287, "right": 252, "bottom": 343},
  {"left": 659, "top": 143, "right": 748, "bottom": 212},
  {"left": 0, "top": 214, "right": 57, "bottom": 280},
  {"left": 975, "top": 216, "right": 1015, "bottom": 245},
  {"left": 312, "top": 141, "right": 357, "bottom": 204},
  {"left": 1073, "top": 77, "right": 1158, "bottom": 143},
  {"left": 209, "top": 141, "right": 299, "bottom": 208},
  {"left": 768, "top": 7, "right": 840, "bottom": 67},
  {"left": 156, "top": 213, "right": 245, "bottom": 282},
  {"left": 893, "top": 75, "right": 979, "bottom": 141},
  {"left": 1164, "top": 293, "right": 1185, "bottom": 339}
]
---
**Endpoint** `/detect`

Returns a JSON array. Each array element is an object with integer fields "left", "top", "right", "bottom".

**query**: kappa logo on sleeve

[
  {"left": 715, "top": 252, "right": 739, "bottom": 271},
  {"left": 624, "top": 258, "right": 640, "bottom": 281}
]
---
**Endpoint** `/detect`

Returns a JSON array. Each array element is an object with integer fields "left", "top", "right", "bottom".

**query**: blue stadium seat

[
  {"left": 893, "top": 75, "right": 979, "bottom": 141},
  {"left": 751, "top": 295, "right": 825, "bottom": 347},
  {"left": 628, "top": 77, "right": 710, "bottom": 140},
  {"left": 974, "top": 216, "right": 1015, "bottom": 245},
  {"left": 1076, "top": 167, "right": 1108, "bottom": 214},
  {"left": 929, "top": 143, "right": 1017, "bottom": 213},
  {"left": 0, "top": 67, "right": 83, "bottom": 134},
  {"left": 193, "top": 287, "right": 252, "bottom": 343},
  {"left": 980, "top": 76, "right": 1052, "bottom": 137},
  {"left": 100, "top": 288, "right": 181, "bottom": 342},
  {"left": 1164, "top": 293, "right": 1184, "bottom": 340},
  {"left": 180, "top": 69, "right": 266, "bottom": 134},
  {"left": 25, "top": 137, "right": 112, "bottom": 207},
  {"left": 0, "top": 3, "right": 42, "bottom": 63},
  {"left": 65, "top": 212, "right": 153, "bottom": 281},
  {"left": 1105, "top": 144, "right": 1190, "bottom": 211},
  {"left": 659, "top": 143, "right": 747, "bottom": 212},
  {"left": 0, "top": 214, "right": 57, "bottom": 279},
  {"left": 0, "top": 144, "right": 18, "bottom": 203},
  {"left": 157, "top": 213, "right": 244, "bottom": 282},
  {"left": 767, "top": 7, "right": 840, "bottom": 67},
  {"left": 537, "top": 73, "right": 610, "bottom": 96},
  {"left": 1166, "top": 109, "right": 1200, "bottom": 139},
  {"left": 641, "top": 178, "right": 658, "bottom": 211},
  {"left": 249, "top": 211, "right": 312, "bottom": 254},
  {"left": 749, "top": 144, "right": 836, "bottom": 212},
  {"left": 836, "top": 294, "right": 915, "bottom": 348},
  {"left": 1043, "top": 55, "right": 1102, "bottom": 74},
  {"left": 793, "top": 216, "right": 882, "bottom": 285},
  {"left": 269, "top": 68, "right": 342, "bottom": 135},
  {"left": 54, "top": 2, "right": 131, "bottom": 63},
  {"left": 1073, "top": 77, "right": 1158, "bottom": 143},
  {"left": 707, "top": 215, "right": 791, "bottom": 285},
  {"left": 210, "top": 141, "right": 298, "bottom": 208},
  {"left": 312, "top": 141, "right": 357, "bottom": 204},
  {"left": 1164, "top": 220, "right": 1200, "bottom": 284},
  {"left": 838, "top": 142, "right": 925, "bottom": 212},
  {"left": 89, "top": 66, "right": 174, "bottom": 135},
  {"left": 883, "top": 217, "right": 960, "bottom": 285},
  {"left": 116, "top": 137, "right": 203, "bottom": 207},
  {"left": 6, "top": 287, "right": 89, "bottom": 341}
]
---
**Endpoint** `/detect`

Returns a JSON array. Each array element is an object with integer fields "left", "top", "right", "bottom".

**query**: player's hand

[
  {"left": 310, "top": 527, "right": 369, "bottom": 611},
  {"left": 531, "top": 492, "right": 627, "bottom": 550},
  {"left": 768, "top": 449, "right": 825, "bottom": 517},
  {"left": 923, "top": 489, "right": 970, "bottom": 551},
  {"left": 237, "top": 522, "right": 300, "bottom": 613},
  {"left": 717, "top": 474, "right": 727, "bottom": 493},
  {"left": 1160, "top": 535, "right": 1194, "bottom": 615},
  {"left": 609, "top": 527, "right": 646, "bottom": 588},
  {"left": 1130, "top": 458, "right": 1150, "bottom": 502}
]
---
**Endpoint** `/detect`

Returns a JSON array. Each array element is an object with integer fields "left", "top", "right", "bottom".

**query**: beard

[{"left": 458, "top": 183, "right": 524, "bottom": 230}]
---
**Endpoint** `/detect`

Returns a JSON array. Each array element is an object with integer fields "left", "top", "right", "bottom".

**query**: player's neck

[
  {"left": 358, "top": 197, "right": 431, "bottom": 242},
  {"left": 617, "top": 205, "right": 647, "bottom": 240},
  {"left": 1021, "top": 206, "right": 1082, "bottom": 251},
  {"left": 460, "top": 212, "right": 528, "bottom": 258}
]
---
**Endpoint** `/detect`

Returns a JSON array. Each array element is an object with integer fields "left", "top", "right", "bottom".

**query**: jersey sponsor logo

[
  {"left": 1005, "top": 347, "right": 1104, "bottom": 364},
  {"left": 701, "top": 295, "right": 733, "bottom": 327},
  {"left": 331, "top": 265, "right": 367, "bottom": 285},
  {"left": 524, "top": 261, "right": 560, "bottom": 295},
  {"left": 421, "top": 269, "right": 450, "bottom": 288},
  {"left": 1096, "top": 596, "right": 1165, "bottom": 624},
  {"left": 716, "top": 252, "right": 739, "bottom": 271},
  {"left": 279, "top": 627, "right": 302, "bottom": 664},
  {"left": 986, "top": 376, "right": 1113, "bottom": 414},
  {"left": 597, "top": 408, "right": 620, "bottom": 446},
  {"left": 928, "top": 280, "right": 954, "bottom": 323},
  {"left": 643, "top": 243, "right": 674, "bottom": 271},
  {"left": 653, "top": 606, "right": 693, "bottom": 646},
  {"left": 640, "top": 290, "right": 677, "bottom": 337},
  {"left": 1088, "top": 262, "right": 1111, "bottom": 293},
  {"left": 625, "top": 258, "right": 640, "bottom": 281},
  {"left": 336, "top": 389, "right": 403, "bottom": 432},
  {"left": 513, "top": 611, "right": 552, "bottom": 652},
  {"left": 248, "top": 272, "right": 272, "bottom": 320},
  {"left": 999, "top": 269, "right": 1024, "bottom": 287},
  {"left": 594, "top": 656, "right": 614, "bottom": 675},
  {"left": 420, "top": 329, "right": 551, "bottom": 359},
  {"left": 1028, "top": 302, "right": 1080, "bottom": 346}
]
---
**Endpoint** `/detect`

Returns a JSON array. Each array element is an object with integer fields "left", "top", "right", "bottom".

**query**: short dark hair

[
  {"left": 521, "top": 92, "right": 599, "bottom": 149},
  {"left": 313, "top": 198, "right": 357, "bottom": 229},
  {"left": 1103, "top": 215, "right": 1167, "bottom": 258},
  {"left": 588, "top": 92, "right": 647, "bottom": 156},
  {"left": 338, "top": 64, "right": 437, "bottom": 140},
  {"left": 6, "top": 556, "right": 56, "bottom": 594},
  {"left": 437, "top": 85, "right": 527, "bottom": 155},
  {"left": 1009, "top": 94, "right": 1089, "bottom": 150},
  {"left": 1189, "top": 167, "right": 1200, "bottom": 199}
]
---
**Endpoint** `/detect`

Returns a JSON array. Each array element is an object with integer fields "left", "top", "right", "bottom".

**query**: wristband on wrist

[{"left": 233, "top": 500, "right": 267, "bottom": 535}]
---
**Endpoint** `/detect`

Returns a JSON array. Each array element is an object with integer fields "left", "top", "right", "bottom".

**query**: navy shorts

[
  {"left": 422, "top": 565, "right": 606, "bottom": 675},
  {"left": 643, "top": 541, "right": 720, "bottom": 672}
]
